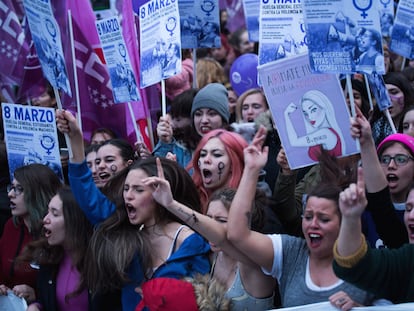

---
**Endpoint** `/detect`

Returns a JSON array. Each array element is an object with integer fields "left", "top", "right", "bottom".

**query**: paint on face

[
  {"left": 386, "top": 83, "right": 405, "bottom": 119},
  {"left": 198, "top": 138, "right": 231, "bottom": 191},
  {"left": 218, "top": 162, "right": 225, "bottom": 180},
  {"left": 96, "top": 144, "right": 129, "bottom": 186}
]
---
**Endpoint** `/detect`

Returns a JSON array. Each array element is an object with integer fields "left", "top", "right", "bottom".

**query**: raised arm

[
  {"left": 227, "top": 127, "right": 275, "bottom": 272},
  {"left": 336, "top": 167, "right": 367, "bottom": 258},
  {"left": 143, "top": 158, "right": 256, "bottom": 265},
  {"left": 56, "top": 110, "right": 115, "bottom": 225},
  {"left": 350, "top": 109, "right": 386, "bottom": 192},
  {"left": 55, "top": 110, "right": 85, "bottom": 163},
  {"left": 351, "top": 108, "right": 407, "bottom": 247}
]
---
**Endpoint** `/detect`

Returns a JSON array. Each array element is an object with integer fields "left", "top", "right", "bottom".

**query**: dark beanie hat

[{"left": 191, "top": 83, "right": 230, "bottom": 123}]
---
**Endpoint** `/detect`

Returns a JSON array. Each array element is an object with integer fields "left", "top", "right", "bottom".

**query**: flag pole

[
  {"left": 127, "top": 101, "right": 143, "bottom": 144},
  {"left": 67, "top": 10, "right": 82, "bottom": 132},
  {"left": 384, "top": 109, "right": 397, "bottom": 134},
  {"left": 161, "top": 78, "right": 167, "bottom": 116},
  {"left": 192, "top": 48, "right": 197, "bottom": 88},
  {"left": 53, "top": 87, "right": 73, "bottom": 158},
  {"left": 346, "top": 74, "right": 356, "bottom": 117},
  {"left": 346, "top": 74, "right": 360, "bottom": 150},
  {"left": 363, "top": 74, "right": 373, "bottom": 112}
]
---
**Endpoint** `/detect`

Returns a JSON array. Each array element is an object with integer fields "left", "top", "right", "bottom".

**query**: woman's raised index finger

[{"left": 156, "top": 157, "right": 165, "bottom": 179}]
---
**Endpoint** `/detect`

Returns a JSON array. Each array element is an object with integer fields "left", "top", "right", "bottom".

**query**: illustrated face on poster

[
  {"left": 284, "top": 89, "right": 346, "bottom": 162},
  {"left": 258, "top": 53, "right": 359, "bottom": 169}
]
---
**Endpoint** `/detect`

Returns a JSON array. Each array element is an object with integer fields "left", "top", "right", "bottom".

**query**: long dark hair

[
  {"left": 13, "top": 164, "right": 62, "bottom": 238},
  {"left": 18, "top": 186, "right": 93, "bottom": 301},
  {"left": 84, "top": 157, "right": 201, "bottom": 294}
]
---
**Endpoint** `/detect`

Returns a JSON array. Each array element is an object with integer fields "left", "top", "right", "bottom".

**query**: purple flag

[
  {"left": 16, "top": 31, "right": 50, "bottom": 102},
  {"left": 0, "top": 0, "right": 29, "bottom": 84},
  {"left": 59, "top": 0, "right": 152, "bottom": 147}
]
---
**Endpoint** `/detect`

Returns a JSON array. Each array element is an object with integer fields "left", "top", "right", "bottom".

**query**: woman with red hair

[{"left": 189, "top": 129, "right": 248, "bottom": 213}]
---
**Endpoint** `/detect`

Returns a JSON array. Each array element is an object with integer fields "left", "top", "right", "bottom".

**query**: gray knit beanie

[{"left": 191, "top": 83, "right": 230, "bottom": 123}]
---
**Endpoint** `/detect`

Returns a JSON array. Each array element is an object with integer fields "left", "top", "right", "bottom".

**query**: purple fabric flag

[
  {"left": 16, "top": 30, "right": 50, "bottom": 102},
  {"left": 0, "top": 74, "right": 17, "bottom": 102},
  {"left": 59, "top": 0, "right": 152, "bottom": 147},
  {"left": 0, "top": 0, "right": 29, "bottom": 85},
  {"left": 219, "top": 0, "right": 245, "bottom": 32}
]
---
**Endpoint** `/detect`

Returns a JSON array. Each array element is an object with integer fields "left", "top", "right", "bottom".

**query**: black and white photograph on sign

[
  {"left": 303, "top": 0, "right": 385, "bottom": 74},
  {"left": 180, "top": 0, "right": 221, "bottom": 48},
  {"left": 23, "top": 0, "right": 72, "bottom": 95},
  {"left": 139, "top": 0, "right": 182, "bottom": 87},
  {"left": 389, "top": 0, "right": 414, "bottom": 59},
  {"left": 258, "top": 1, "right": 307, "bottom": 66}
]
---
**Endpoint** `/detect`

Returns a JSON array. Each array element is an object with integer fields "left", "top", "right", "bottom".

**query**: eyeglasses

[
  {"left": 379, "top": 154, "right": 414, "bottom": 167},
  {"left": 7, "top": 184, "right": 24, "bottom": 196}
]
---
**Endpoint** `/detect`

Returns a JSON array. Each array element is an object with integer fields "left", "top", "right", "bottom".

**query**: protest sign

[
  {"left": 258, "top": 54, "right": 359, "bottom": 169},
  {"left": 303, "top": 0, "right": 384, "bottom": 74},
  {"left": 139, "top": 0, "right": 182, "bottom": 87},
  {"left": 96, "top": 16, "right": 141, "bottom": 103},
  {"left": 2, "top": 102, "right": 63, "bottom": 181},
  {"left": 180, "top": 0, "right": 220, "bottom": 48},
  {"left": 258, "top": 0, "right": 307, "bottom": 66},
  {"left": 389, "top": 0, "right": 414, "bottom": 59},
  {"left": 22, "top": 0, "right": 71, "bottom": 95}
]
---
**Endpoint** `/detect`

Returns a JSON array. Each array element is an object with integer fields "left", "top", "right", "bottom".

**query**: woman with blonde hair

[{"left": 196, "top": 58, "right": 227, "bottom": 89}]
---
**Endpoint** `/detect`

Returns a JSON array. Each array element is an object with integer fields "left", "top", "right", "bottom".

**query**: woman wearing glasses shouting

[
  {"left": 0, "top": 164, "right": 62, "bottom": 305},
  {"left": 350, "top": 107, "right": 413, "bottom": 250}
]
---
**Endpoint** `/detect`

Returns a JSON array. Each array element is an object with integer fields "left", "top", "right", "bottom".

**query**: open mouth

[
  {"left": 99, "top": 172, "right": 111, "bottom": 182},
  {"left": 202, "top": 169, "right": 213, "bottom": 185},
  {"left": 308, "top": 233, "right": 322, "bottom": 248},
  {"left": 9, "top": 202, "right": 16, "bottom": 210},
  {"left": 200, "top": 126, "right": 211, "bottom": 134},
  {"left": 386, "top": 174, "right": 399, "bottom": 187},
  {"left": 44, "top": 228, "right": 52, "bottom": 239},
  {"left": 125, "top": 203, "right": 137, "bottom": 219}
]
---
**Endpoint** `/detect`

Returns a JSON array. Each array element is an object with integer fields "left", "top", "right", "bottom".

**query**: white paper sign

[
  {"left": 303, "top": 0, "right": 385, "bottom": 74},
  {"left": 258, "top": 0, "right": 307, "bottom": 66},
  {"left": 22, "top": 0, "right": 71, "bottom": 95},
  {"left": 2, "top": 103, "right": 63, "bottom": 181},
  {"left": 96, "top": 16, "right": 141, "bottom": 103},
  {"left": 139, "top": 0, "right": 182, "bottom": 87}
]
